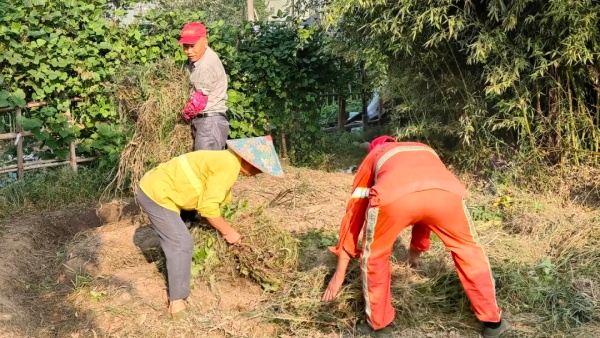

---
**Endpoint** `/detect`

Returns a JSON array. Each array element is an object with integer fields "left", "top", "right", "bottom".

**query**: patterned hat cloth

[{"left": 226, "top": 135, "right": 284, "bottom": 178}]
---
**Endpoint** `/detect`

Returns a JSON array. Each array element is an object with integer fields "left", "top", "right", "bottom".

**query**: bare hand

[
  {"left": 223, "top": 229, "right": 241, "bottom": 244},
  {"left": 321, "top": 270, "right": 345, "bottom": 301},
  {"left": 206, "top": 216, "right": 241, "bottom": 245}
]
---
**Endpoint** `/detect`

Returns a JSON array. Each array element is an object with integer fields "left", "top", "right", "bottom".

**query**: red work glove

[{"left": 182, "top": 90, "right": 209, "bottom": 120}]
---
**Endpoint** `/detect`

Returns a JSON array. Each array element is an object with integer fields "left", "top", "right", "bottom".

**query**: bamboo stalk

[
  {"left": 447, "top": 41, "right": 469, "bottom": 102},
  {"left": 519, "top": 94, "right": 536, "bottom": 153},
  {"left": 1, "top": 158, "right": 64, "bottom": 169},
  {"left": 571, "top": 70, "right": 600, "bottom": 161},
  {"left": 566, "top": 69, "right": 580, "bottom": 165},
  {"left": 550, "top": 70, "right": 564, "bottom": 163}
]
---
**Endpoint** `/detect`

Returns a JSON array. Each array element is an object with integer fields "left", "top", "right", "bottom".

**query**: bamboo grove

[{"left": 327, "top": 0, "right": 600, "bottom": 165}]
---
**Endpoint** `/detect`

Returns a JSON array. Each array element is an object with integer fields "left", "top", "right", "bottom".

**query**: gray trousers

[
  {"left": 136, "top": 188, "right": 193, "bottom": 301},
  {"left": 191, "top": 115, "right": 230, "bottom": 151}
]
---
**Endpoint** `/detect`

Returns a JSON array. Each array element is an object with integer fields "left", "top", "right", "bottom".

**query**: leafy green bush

[{"left": 1, "top": 0, "right": 357, "bottom": 170}]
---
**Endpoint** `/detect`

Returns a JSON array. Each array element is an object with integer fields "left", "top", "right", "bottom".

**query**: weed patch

[
  {"left": 0, "top": 165, "right": 113, "bottom": 220},
  {"left": 494, "top": 257, "right": 599, "bottom": 330}
]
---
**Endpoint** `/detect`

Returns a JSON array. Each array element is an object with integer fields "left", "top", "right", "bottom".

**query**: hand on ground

[
  {"left": 321, "top": 270, "right": 345, "bottom": 302},
  {"left": 224, "top": 229, "right": 241, "bottom": 244},
  {"left": 405, "top": 248, "right": 422, "bottom": 268}
]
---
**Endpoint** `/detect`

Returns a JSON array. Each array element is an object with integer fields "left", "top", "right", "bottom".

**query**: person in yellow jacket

[{"left": 136, "top": 136, "right": 284, "bottom": 318}]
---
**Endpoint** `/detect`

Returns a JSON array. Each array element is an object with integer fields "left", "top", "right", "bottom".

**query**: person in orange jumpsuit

[{"left": 322, "top": 136, "right": 510, "bottom": 338}]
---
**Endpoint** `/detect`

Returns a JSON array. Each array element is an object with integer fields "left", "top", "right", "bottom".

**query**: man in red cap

[
  {"left": 179, "top": 22, "right": 229, "bottom": 151},
  {"left": 322, "top": 136, "right": 509, "bottom": 338}
]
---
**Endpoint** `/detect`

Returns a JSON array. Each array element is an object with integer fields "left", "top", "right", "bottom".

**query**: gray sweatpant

[
  {"left": 136, "top": 188, "right": 193, "bottom": 301},
  {"left": 191, "top": 115, "right": 229, "bottom": 151}
]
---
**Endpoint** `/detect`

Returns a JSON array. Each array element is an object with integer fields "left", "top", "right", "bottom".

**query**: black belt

[{"left": 192, "top": 112, "right": 227, "bottom": 119}]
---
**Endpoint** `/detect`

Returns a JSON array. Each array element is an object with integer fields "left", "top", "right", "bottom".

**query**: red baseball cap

[{"left": 179, "top": 22, "right": 207, "bottom": 45}]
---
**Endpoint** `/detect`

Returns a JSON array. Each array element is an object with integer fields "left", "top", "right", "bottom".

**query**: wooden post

[
  {"left": 70, "top": 141, "right": 77, "bottom": 172},
  {"left": 15, "top": 107, "right": 24, "bottom": 180},
  {"left": 247, "top": 0, "right": 255, "bottom": 21},
  {"left": 65, "top": 108, "right": 78, "bottom": 173},
  {"left": 361, "top": 62, "right": 369, "bottom": 131},
  {"left": 281, "top": 133, "right": 288, "bottom": 161},
  {"left": 337, "top": 93, "right": 347, "bottom": 132}
]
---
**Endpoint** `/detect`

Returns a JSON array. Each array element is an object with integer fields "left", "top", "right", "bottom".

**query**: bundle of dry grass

[
  {"left": 230, "top": 211, "right": 300, "bottom": 291},
  {"left": 110, "top": 59, "right": 191, "bottom": 194},
  {"left": 261, "top": 264, "right": 364, "bottom": 332},
  {"left": 188, "top": 209, "right": 300, "bottom": 294}
]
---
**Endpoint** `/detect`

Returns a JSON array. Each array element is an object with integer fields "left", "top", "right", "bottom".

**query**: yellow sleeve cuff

[
  {"left": 198, "top": 203, "right": 221, "bottom": 218},
  {"left": 221, "top": 190, "right": 232, "bottom": 206}
]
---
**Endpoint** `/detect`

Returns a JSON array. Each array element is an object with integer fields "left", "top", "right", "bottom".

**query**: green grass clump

[{"left": 0, "top": 165, "right": 113, "bottom": 219}]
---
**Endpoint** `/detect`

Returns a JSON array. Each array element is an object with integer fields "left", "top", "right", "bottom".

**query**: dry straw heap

[{"left": 111, "top": 59, "right": 191, "bottom": 194}]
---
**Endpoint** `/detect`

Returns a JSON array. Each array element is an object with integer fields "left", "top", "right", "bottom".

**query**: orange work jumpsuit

[{"left": 330, "top": 142, "right": 501, "bottom": 329}]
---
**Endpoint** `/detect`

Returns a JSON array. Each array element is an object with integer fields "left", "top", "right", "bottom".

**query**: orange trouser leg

[
  {"left": 419, "top": 189, "right": 502, "bottom": 323},
  {"left": 361, "top": 196, "right": 424, "bottom": 329},
  {"left": 361, "top": 190, "right": 501, "bottom": 330}
]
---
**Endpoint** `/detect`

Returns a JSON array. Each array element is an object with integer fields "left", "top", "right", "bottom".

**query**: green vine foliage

[
  {"left": 1, "top": 0, "right": 355, "bottom": 167},
  {"left": 0, "top": 0, "right": 130, "bottom": 164},
  {"left": 220, "top": 21, "right": 356, "bottom": 163}
]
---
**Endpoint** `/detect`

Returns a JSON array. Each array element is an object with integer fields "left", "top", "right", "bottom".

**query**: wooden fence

[
  {"left": 319, "top": 63, "right": 382, "bottom": 132},
  {"left": 0, "top": 100, "right": 96, "bottom": 180},
  {"left": 319, "top": 90, "right": 382, "bottom": 132}
]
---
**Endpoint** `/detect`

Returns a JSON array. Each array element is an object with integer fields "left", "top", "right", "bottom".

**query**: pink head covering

[{"left": 368, "top": 135, "right": 396, "bottom": 153}]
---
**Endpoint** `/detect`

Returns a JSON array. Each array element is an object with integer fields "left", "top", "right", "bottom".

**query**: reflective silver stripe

[
  {"left": 361, "top": 207, "right": 379, "bottom": 326},
  {"left": 351, "top": 187, "right": 370, "bottom": 199},
  {"left": 374, "top": 146, "right": 439, "bottom": 177},
  {"left": 462, "top": 199, "right": 499, "bottom": 299},
  {"left": 178, "top": 155, "right": 203, "bottom": 196}
]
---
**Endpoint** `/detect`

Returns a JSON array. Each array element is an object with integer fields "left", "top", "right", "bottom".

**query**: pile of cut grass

[
  {"left": 111, "top": 59, "right": 191, "bottom": 194},
  {"left": 185, "top": 207, "right": 301, "bottom": 293},
  {"left": 196, "top": 183, "right": 600, "bottom": 337}
]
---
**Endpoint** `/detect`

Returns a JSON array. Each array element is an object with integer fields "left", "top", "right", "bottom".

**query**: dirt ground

[
  {"left": 0, "top": 166, "right": 599, "bottom": 338},
  {"left": 0, "top": 167, "right": 352, "bottom": 338}
]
